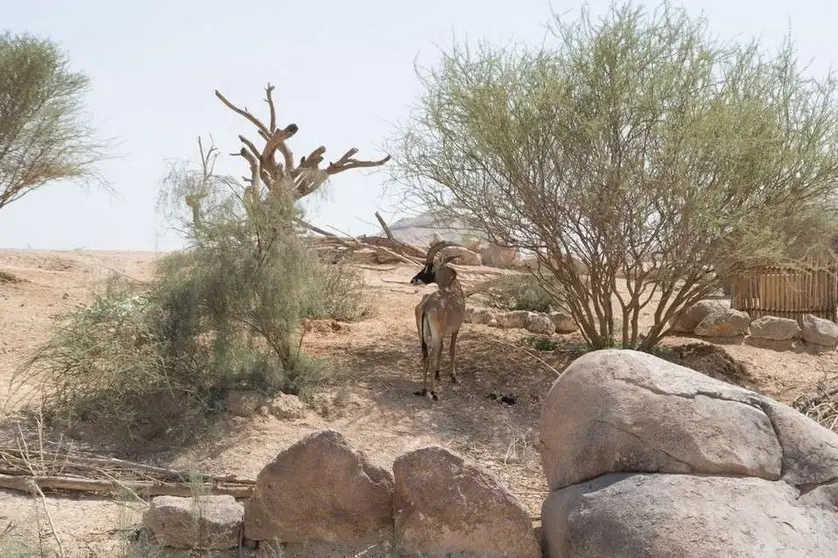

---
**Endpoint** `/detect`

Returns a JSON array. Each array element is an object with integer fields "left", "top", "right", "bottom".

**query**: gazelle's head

[{"left": 410, "top": 241, "right": 461, "bottom": 286}]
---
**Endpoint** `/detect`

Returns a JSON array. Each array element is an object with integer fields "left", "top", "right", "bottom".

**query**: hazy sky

[{"left": 1, "top": 0, "right": 836, "bottom": 251}]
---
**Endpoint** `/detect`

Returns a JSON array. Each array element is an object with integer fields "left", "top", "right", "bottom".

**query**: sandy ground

[{"left": 1, "top": 248, "right": 835, "bottom": 557}]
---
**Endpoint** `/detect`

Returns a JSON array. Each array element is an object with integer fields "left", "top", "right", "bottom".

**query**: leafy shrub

[
  {"left": 483, "top": 275, "right": 558, "bottom": 313},
  {"left": 302, "top": 261, "right": 370, "bottom": 322},
  {"left": 517, "top": 335, "right": 559, "bottom": 352}
]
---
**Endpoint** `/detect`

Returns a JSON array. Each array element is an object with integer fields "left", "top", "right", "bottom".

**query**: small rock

[
  {"left": 670, "top": 299, "right": 730, "bottom": 333},
  {"left": 749, "top": 316, "right": 801, "bottom": 341},
  {"left": 549, "top": 311, "right": 577, "bottom": 334},
  {"left": 801, "top": 314, "right": 838, "bottom": 348},
  {"left": 393, "top": 446, "right": 540, "bottom": 557},
  {"left": 525, "top": 312, "right": 555, "bottom": 335},
  {"left": 226, "top": 390, "right": 267, "bottom": 417},
  {"left": 694, "top": 308, "right": 750, "bottom": 338},
  {"left": 244, "top": 429, "right": 394, "bottom": 546},
  {"left": 494, "top": 310, "right": 531, "bottom": 329},
  {"left": 267, "top": 392, "right": 306, "bottom": 420},
  {"left": 143, "top": 495, "right": 243, "bottom": 550},
  {"left": 487, "top": 318, "right": 500, "bottom": 328}
]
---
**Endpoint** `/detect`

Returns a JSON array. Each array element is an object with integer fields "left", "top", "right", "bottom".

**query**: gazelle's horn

[{"left": 425, "top": 240, "right": 462, "bottom": 265}]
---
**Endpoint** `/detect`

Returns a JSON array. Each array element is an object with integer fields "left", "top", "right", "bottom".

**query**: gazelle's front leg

[
  {"left": 435, "top": 338, "right": 444, "bottom": 381},
  {"left": 449, "top": 329, "right": 459, "bottom": 384}
]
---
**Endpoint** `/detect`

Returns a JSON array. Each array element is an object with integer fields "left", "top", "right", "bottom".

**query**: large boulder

[
  {"left": 393, "top": 446, "right": 540, "bottom": 557},
  {"left": 539, "top": 349, "right": 838, "bottom": 557},
  {"left": 749, "top": 315, "right": 801, "bottom": 341},
  {"left": 542, "top": 473, "right": 838, "bottom": 558},
  {"left": 802, "top": 314, "right": 838, "bottom": 348},
  {"left": 669, "top": 299, "right": 730, "bottom": 333},
  {"left": 693, "top": 308, "right": 751, "bottom": 338},
  {"left": 143, "top": 495, "right": 243, "bottom": 550},
  {"left": 539, "top": 350, "right": 781, "bottom": 491},
  {"left": 243, "top": 429, "right": 394, "bottom": 546}
]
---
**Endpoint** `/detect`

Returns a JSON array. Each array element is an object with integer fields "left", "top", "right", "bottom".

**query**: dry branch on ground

[
  {"left": 794, "top": 373, "right": 838, "bottom": 432},
  {"left": 0, "top": 447, "right": 255, "bottom": 500}
]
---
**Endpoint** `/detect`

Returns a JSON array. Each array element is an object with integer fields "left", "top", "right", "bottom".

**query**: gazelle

[{"left": 409, "top": 241, "right": 467, "bottom": 400}]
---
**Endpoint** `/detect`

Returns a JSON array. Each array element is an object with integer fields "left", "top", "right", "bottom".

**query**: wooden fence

[{"left": 730, "top": 259, "right": 838, "bottom": 324}]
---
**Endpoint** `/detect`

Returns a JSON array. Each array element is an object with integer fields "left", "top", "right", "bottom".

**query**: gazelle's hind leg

[
  {"left": 428, "top": 335, "right": 443, "bottom": 400},
  {"left": 414, "top": 311, "right": 437, "bottom": 400},
  {"left": 435, "top": 338, "right": 444, "bottom": 381},
  {"left": 449, "top": 329, "right": 460, "bottom": 384}
]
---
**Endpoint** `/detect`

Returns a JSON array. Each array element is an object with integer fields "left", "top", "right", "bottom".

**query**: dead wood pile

[{"left": 0, "top": 447, "right": 255, "bottom": 500}]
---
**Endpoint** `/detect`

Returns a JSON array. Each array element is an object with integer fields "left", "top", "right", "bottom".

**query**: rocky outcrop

[{"left": 466, "top": 307, "right": 578, "bottom": 335}]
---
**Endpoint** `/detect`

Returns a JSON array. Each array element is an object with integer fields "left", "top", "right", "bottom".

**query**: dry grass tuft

[{"left": 794, "top": 370, "right": 838, "bottom": 432}]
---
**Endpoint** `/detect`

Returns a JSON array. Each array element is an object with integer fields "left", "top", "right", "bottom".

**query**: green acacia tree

[
  {"left": 0, "top": 31, "right": 107, "bottom": 211},
  {"left": 391, "top": 2, "right": 838, "bottom": 350}
]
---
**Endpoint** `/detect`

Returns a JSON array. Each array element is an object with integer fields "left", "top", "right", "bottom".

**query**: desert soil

[{"left": 0, "top": 248, "right": 835, "bottom": 557}]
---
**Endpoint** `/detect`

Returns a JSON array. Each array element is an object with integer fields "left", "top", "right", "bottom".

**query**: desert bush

[
  {"left": 517, "top": 335, "right": 559, "bottom": 352},
  {"left": 392, "top": 1, "right": 838, "bottom": 350},
  {"left": 483, "top": 274, "right": 557, "bottom": 313},
  {"left": 15, "top": 144, "right": 348, "bottom": 446},
  {"left": 301, "top": 261, "right": 370, "bottom": 322}
]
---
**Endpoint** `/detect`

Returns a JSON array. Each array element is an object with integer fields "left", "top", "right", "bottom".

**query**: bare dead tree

[{"left": 214, "top": 83, "right": 391, "bottom": 202}]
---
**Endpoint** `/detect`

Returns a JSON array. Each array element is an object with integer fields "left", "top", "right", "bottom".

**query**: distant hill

[{"left": 376, "top": 212, "right": 487, "bottom": 247}]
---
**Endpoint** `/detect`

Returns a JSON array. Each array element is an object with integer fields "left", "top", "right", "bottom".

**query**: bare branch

[
  {"left": 214, "top": 89, "right": 271, "bottom": 137},
  {"left": 326, "top": 148, "right": 392, "bottom": 175},
  {"left": 238, "top": 134, "right": 261, "bottom": 162},
  {"left": 215, "top": 83, "right": 390, "bottom": 201},
  {"left": 375, "top": 211, "right": 395, "bottom": 240},
  {"left": 265, "top": 82, "right": 277, "bottom": 132}
]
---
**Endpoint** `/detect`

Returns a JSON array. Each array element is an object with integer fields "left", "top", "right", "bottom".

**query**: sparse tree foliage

[
  {"left": 392, "top": 2, "right": 838, "bottom": 350},
  {"left": 0, "top": 31, "right": 107, "bottom": 211}
]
